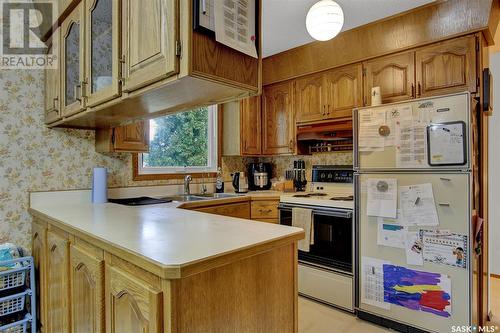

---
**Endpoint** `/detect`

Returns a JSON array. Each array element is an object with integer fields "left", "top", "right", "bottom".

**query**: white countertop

[{"left": 29, "top": 190, "right": 303, "bottom": 274}]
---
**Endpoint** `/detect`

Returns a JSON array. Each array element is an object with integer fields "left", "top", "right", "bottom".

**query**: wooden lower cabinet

[
  {"left": 251, "top": 199, "right": 279, "bottom": 221},
  {"left": 32, "top": 221, "right": 47, "bottom": 333},
  {"left": 106, "top": 265, "right": 163, "bottom": 333},
  {"left": 194, "top": 201, "right": 251, "bottom": 219},
  {"left": 46, "top": 230, "right": 71, "bottom": 333},
  {"left": 70, "top": 244, "right": 104, "bottom": 333}
]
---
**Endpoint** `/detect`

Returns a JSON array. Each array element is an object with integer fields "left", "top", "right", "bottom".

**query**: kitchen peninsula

[{"left": 29, "top": 190, "right": 303, "bottom": 333}]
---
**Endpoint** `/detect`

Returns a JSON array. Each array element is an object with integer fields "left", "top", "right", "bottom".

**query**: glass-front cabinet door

[
  {"left": 45, "top": 28, "right": 61, "bottom": 124},
  {"left": 61, "top": 2, "right": 85, "bottom": 117},
  {"left": 85, "top": 0, "right": 120, "bottom": 107}
]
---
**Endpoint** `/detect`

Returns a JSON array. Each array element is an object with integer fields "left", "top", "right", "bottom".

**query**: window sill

[{"left": 132, "top": 154, "right": 217, "bottom": 181}]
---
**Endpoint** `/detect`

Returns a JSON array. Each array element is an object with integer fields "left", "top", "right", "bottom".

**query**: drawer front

[
  {"left": 251, "top": 201, "right": 279, "bottom": 219},
  {"left": 252, "top": 218, "right": 279, "bottom": 224},
  {"left": 197, "top": 202, "right": 250, "bottom": 219}
]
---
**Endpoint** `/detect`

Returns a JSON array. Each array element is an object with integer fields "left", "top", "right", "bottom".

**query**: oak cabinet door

[
  {"left": 61, "top": 2, "right": 86, "bottom": 117},
  {"left": 262, "top": 81, "right": 295, "bottom": 155},
  {"left": 106, "top": 265, "right": 163, "bottom": 333},
  {"left": 416, "top": 35, "right": 476, "bottom": 97},
  {"left": 32, "top": 222, "right": 47, "bottom": 333},
  {"left": 70, "top": 245, "right": 104, "bottom": 333},
  {"left": 364, "top": 51, "right": 415, "bottom": 104},
  {"left": 323, "top": 63, "right": 363, "bottom": 119},
  {"left": 113, "top": 121, "right": 150, "bottom": 152},
  {"left": 85, "top": 0, "right": 121, "bottom": 107},
  {"left": 45, "top": 28, "right": 61, "bottom": 124},
  {"left": 295, "top": 72, "right": 326, "bottom": 124},
  {"left": 121, "top": 0, "right": 178, "bottom": 92},
  {"left": 240, "top": 96, "right": 262, "bottom": 155},
  {"left": 47, "top": 231, "right": 71, "bottom": 333}
]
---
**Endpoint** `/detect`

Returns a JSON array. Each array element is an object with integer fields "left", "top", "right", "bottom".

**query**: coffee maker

[{"left": 248, "top": 163, "right": 272, "bottom": 190}]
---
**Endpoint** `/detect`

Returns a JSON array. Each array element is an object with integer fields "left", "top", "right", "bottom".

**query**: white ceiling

[{"left": 262, "top": 0, "right": 436, "bottom": 57}]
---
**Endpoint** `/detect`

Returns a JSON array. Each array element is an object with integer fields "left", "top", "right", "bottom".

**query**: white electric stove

[{"left": 278, "top": 165, "right": 355, "bottom": 312}]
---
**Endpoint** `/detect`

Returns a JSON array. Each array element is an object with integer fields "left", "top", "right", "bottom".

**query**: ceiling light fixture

[{"left": 306, "top": 0, "right": 344, "bottom": 41}]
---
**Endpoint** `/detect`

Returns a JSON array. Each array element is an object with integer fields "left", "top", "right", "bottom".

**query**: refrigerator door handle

[
  {"left": 440, "top": 177, "right": 452, "bottom": 181},
  {"left": 438, "top": 202, "right": 451, "bottom": 207}
]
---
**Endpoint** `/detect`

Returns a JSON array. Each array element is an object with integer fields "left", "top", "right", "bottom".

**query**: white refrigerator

[{"left": 354, "top": 92, "right": 473, "bottom": 333}]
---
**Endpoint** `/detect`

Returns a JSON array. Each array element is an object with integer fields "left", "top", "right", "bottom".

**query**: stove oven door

[{"left": 279, "top": 203, "right": 353, "bottom": 274}]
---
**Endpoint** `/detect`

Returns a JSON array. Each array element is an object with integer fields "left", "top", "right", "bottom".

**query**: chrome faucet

[{"left": 184, "top": 175, "right": 192, "bottom": 195}]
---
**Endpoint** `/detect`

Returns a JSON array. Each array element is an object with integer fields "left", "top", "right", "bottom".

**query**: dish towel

[{"left": 292, "top": 208, "right": 314, "bottom": 252}]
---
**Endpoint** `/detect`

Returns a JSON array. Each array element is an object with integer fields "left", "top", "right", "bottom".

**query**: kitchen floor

[{"left": 298, "top": 297, "right": 390, "bottom": 333}]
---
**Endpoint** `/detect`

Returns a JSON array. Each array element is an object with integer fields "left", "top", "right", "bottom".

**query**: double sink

[{"left": 162, "top": 193, "right": 243, "bottom": 202}]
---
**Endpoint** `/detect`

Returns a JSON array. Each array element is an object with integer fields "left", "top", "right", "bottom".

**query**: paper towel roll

[
  {"left": 92, "top": 167, "right": 108, "bottom": 203},
  {"left": 371, "top": 86, "right": 382, "bottom": 106}
]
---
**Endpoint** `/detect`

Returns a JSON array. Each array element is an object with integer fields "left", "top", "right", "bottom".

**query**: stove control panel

[{"left": 312, "top": 165, "right": 353, "bottom": 184}]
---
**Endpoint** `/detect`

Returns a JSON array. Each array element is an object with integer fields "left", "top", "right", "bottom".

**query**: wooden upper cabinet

[
  {"left": 415, "top": 35, "right": 477, "bottom": 97},
  {"left": 45, "top": 28, "right": 61, "bottom": 124},
  {"left": 47, "top": 230, "right": 71, "bottom": 333},
  {"left": 121, "top": 0, "right": 178, "bottom": 92},
  {"left": 323, "top": 63, "right": 363, "bottom": 119},
  {"left": 240, "top": 96, "right": 262, "bottom": 155},
  {"left": 96, "top": 121, "right": 149, "bottom": 153},
  {"left": 363, "top": 51, "right": 415, "bottom": 104},
  {"left": 113, "top": 122, "right": 149, "bottom": 152},
  {"left": 85, "top": 0, "right": 121, "bottom": 107},
  {"left": 295, "top": 72, "right": 326, "bottom": 123},
  {"left": 262, "top": 81, "right": 295, "bottom": 155},
  {"left": 106, "top": 265, "right": 163, "bottom": 333},
  {"left": 61, "top": 2, "right": 86, "bottom": 118},
  {"left": 32, "top": 222, "right": 47, "bottom": 333},
  {"left": 70, "top": 245, "right": 104, "bottom": 333}
]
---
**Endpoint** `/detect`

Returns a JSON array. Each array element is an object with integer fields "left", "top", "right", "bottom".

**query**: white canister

[{"left": 371, "top": 86, "right": 382, "bottom": 106}]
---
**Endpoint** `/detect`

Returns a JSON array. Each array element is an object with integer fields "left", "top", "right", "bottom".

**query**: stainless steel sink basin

[
  {"left": 161, "top": 193, "right": 243, "bottom": 202},
  {"left": 192, "top": 193, "right": 243, "bottom": 199},
  {"left": 160, "top": 195, "right": 206, "bottom": 202}
]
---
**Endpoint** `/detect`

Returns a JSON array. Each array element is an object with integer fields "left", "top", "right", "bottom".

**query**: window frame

[{"left": 132, "top": 105, "right": 222, "bottom": 181}]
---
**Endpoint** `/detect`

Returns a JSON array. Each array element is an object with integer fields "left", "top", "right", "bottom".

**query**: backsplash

[{"left": 221, "top": 151, "right": 353, "bottom": 182}]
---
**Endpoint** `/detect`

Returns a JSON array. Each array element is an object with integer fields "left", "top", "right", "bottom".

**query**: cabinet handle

[
  {"left": 74, "top": 84, "right": 81, "bottom": 102},
  {"left": 322, "top": 105, "right": 326, "bottom": 116},
  {"left": 417, "top": 82, "right": 422, "bottom": 96},
  {"left": 289, "top": 139, "right": 294, "bottom": 151},
  {"left": 119, "top": 55, "right": 126, "bottom": 84},
  {"left": 259, "top": 209, "right": 273, "bottom": 213},
  {"left": 327, "top": 104, "right": 331, "bottom": 115},
  {"left": 50, "top": 244, "right": 57, "bottom": 252},
  {"left": 53, "top": 97, "right": 58, "bottom": 110},
  {"left": 33, "top": 232, "right": 39, "bottom": 239},
  {"left": 411, "top": 83, "right": 415, "bottom": 98}
]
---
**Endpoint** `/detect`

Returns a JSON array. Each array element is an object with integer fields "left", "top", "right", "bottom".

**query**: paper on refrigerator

[
  {"left": 384, "top": 105, "right": 412, "bottom": 147},
  {"left": 361, "top": 256, "right": 391, "bottom": 310},
  {"left": 399, "top": 183, "right": 439, "bottom": 226},
  {"left": 377, "top": 222, "right": 407, "bottom": 249},
  {"left": 395, "top": 121, "right": 428, "bottom": 167},
  {"left": 366, "top": 178, "right": 397, "bottom": 218},
  {"left": 214, "top": 0, "right": 258, "bottom": 58},
  {"left": 420, "top": 229, "right": 468, "bottom": 269},
  {"left": 358, "top": 109, "right": 386, "bottom": 151},
  {"left": 405, "top": 231, "right": 424, "bottom": 266}
]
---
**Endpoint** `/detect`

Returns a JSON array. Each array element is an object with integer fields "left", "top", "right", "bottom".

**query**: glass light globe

[{"left": 306, "top": 0, "right": 344, "bottom": 41}]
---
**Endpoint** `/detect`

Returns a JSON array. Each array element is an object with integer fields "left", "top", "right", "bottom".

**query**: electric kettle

[{"left": 231, "top": 172, "right": 248, "bottom": 193}]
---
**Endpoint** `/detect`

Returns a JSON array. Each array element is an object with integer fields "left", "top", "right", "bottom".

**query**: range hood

[
  {"left": 296, "top": 119, "right": 353, "bottom": 154},
  {"left": 297, "top": 119, "right": 352, "bottom": 141}
]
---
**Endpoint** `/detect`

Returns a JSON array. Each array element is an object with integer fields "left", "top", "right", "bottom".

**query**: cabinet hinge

[
  {"left": 362, "top": 68, "right": 367, "bottom": 76},
  {"left": 175, "top": 40, "right": 182, "bottom": 57}
]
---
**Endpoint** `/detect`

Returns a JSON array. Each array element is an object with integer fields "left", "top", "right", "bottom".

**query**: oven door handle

[{"left": 278, "top": 203, "right": 353, "bottom": 219}]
